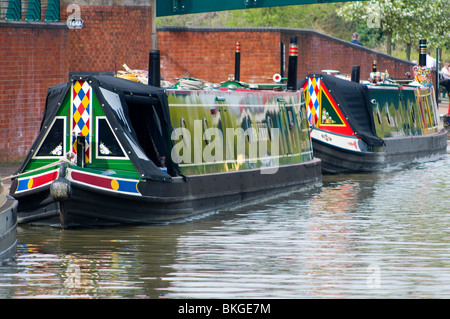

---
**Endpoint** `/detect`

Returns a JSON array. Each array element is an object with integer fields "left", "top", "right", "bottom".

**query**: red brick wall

[
  {"left": 0, "top": 23, "right": 69, "bottom": 162},
  {"left": 62, "top": 5, "right": 152, "bottom": 73},
  {"left": 158, "top": 27, "right": 414, "bottom": 85},
  {"left": 289, "top": 30, "right": 414, "bottom": 81},
  {"left": 158, "top": 29, "right": 282, "bottom": 83}
]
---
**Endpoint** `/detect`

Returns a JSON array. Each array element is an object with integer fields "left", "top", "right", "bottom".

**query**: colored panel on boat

[
  {"left": 69, "top": 170, "right": 141, "bottom": 196},
  {"left": 71, "top": 80, "right": 91, "bottom": 163},
  {"left": 303, "top": 76, "right": 354, "bottom": 136},
  {"left": 306, "top": 77, "right": 320, "bottom": 125},
  {"left": 16, "top": 169, "right": 59, "bottom": 193}
]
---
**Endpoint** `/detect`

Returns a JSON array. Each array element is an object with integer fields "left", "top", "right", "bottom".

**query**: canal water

[{"left": 1, "top": 153, "right": 450, "bottom": 299}]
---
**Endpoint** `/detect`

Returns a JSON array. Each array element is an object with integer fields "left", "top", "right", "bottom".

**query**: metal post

[
  {"left": 287, "top": 37, "right": 298, "bottom": 91},
  {"left": 280, "top": 42, "right": 285, "bottom": 78},
  {"left": 149, "top": 50, "right": 161, "bottom": 87},
  {"left": 419, "top": 39, "right": 427, "bottom": 67},
  {"left": 151, "top": 0, "right": 158, "bottom": 50},
  {"left": 235, "top": 41, "right": 241, "bottom": 82},
  {"left": 436, "top": 47, "right": 440, "bottom": 101}
]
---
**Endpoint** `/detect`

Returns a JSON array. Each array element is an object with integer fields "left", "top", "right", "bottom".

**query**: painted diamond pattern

[
  {"left": 71, "top": 80, "right": 91, "bottom": 162},
  {"left": 307, "top": 77, "right": 320, "bottom": 125}
]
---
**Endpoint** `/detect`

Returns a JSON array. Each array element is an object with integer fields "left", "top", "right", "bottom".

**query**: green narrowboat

[
  {"left": 299, "top": 71, "right": 447, "bottom": 173},
  {"left": 9, "top": 73, "right": 321, "bottom": 228}
]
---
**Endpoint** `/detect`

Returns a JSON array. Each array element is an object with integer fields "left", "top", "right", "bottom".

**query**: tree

[
  {"left": 337, "top": 0, "right": 450, "bottom": 59},
  {"left": 337, "top": 0, "right": 403, "bottom": 55}
]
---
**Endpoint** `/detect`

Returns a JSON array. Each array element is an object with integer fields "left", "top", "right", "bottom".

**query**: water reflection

[{"left": 0, "top": 156, "right": 449, "bottom": 298}]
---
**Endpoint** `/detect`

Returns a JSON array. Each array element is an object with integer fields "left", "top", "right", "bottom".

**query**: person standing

[
  {"left": 350, "top": 32, "right": 363, "bottom": 46},
  {"left": 440, "top": 62, "right": 450, "bottom": 94}
]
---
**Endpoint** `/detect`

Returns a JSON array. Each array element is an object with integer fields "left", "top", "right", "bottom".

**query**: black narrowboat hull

[
  {"left": 0, "top": 195, "right": 18, "bottom": 262},
  {"left": 312, "top": 130, "right": 447, "bottom": 174},
  {"left": 13, "top": 159, "right": 321, "bottom": 228}
]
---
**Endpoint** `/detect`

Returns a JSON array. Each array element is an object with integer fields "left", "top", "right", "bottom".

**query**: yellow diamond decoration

[
  {"left": 73, "top": 110, "right": 81, "bottom": 123},
  {"left": 73, "top": 81, "right": 82, "bottom": 93}
]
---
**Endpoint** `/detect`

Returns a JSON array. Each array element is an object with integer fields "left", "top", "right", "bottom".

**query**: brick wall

[
  {"left": 0, "top": 22, "right": 69, "bottom": 162},
  {"left": 289, "top": 30, "right": 414, "bottom": 81},
  {"left": 63, "top": 5, "right": 152, "bottom": 73},
  {"left": 158, "top": 28, "right": 282, "bottom": 83},
  {"left": 159, "top": 27, "right": 414, "bottom": 85},
  {"left": 0, "top": 12, "right": 415, "bottom": 162}
]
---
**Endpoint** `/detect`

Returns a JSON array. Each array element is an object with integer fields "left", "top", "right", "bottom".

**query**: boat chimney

[
  {"left": 235, "top": 41, "right": 241, "bottom": 82},
  {"left": 351, "top": 66, "right": 360, "bottom": 83},
  {"left": 419, "top": 39, "right": 427, "bottom": 67},
  {"left": 287, "top": 36, "right": 298, "bottom": 91},
  {"left": 149, "top": 50, "right": 161, "bottom": 87},
  {"left": 372, "top": 60, "right": 377, "bottom": 72}
]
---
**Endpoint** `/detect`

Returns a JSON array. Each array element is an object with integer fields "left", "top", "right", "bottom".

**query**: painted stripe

[
  {"left": 68, "top": 169, "right": 141, "bottom": 196},
  {"left": 16, "top": 169, "right": 59, "bottom": 193}
]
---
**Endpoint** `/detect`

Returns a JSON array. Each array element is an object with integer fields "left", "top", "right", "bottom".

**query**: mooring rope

[{"left": 1, "top": 152, "right": 75, "bottom": 181}]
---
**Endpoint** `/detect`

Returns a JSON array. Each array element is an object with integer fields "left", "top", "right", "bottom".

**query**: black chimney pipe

[
  {"left": 419, "top": 39, "right": 427, "bottom": 67},
  {"left": 287, "top": 36, "right": 298, "bottom": 91},
  {"left": 235, "top": 41, "right": 241, "bottom": 82},
  {"left": 351, "top": 66, "right": 360, "bottom": 83},
  {"left": 149, "top": 50, "right": 160, "bottom": 87}
]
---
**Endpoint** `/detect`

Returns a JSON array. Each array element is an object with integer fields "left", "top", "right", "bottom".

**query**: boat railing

[{"left": 0, "top": 0, "right": 59, "bottom": 22}]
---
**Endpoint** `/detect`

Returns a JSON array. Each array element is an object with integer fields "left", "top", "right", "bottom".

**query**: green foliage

[
  {"left": 337, "top": 0, "right": 450, "bottom": 60},
  {"left": 157, "top": 1, "right": 450, "bottom": 61}
]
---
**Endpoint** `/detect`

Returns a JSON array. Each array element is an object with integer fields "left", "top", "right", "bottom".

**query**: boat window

[
  {"left": 99, "top": 87, "right": 132, "bottom": 133},
  {"left": 286, "top": 107, "right": 295, "bottom": 129},
  {"left": 202, "top": 118, "right": 210, "bottom": 145},
  {"left": 385, "top": 105, "right": 391, "bottom": 125},
  {"left": 35, "top": 117, "right": 66, "bottom": 158},
  {"left": 96, "top": 117, "right": 127, "bottom": 158},
  {"left": 242, "top": 116, "right": 253, "bottom": 143},
  {"left": 410, "top": 101, "right": 416, "bottom": 123},
  {"left": 265, "top": 113, "right": 273, "bottom": 141}
]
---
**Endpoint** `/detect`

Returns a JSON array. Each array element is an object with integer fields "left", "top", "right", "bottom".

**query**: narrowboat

[
  {"left": 299, "top": 65, "right": 447, "bottom": 174},
  {"left": 9, "top": 43, "right": 321, "bottom": 228},
  {"left": 0, "top": 177, "right": 17, "bottom": 262}
]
